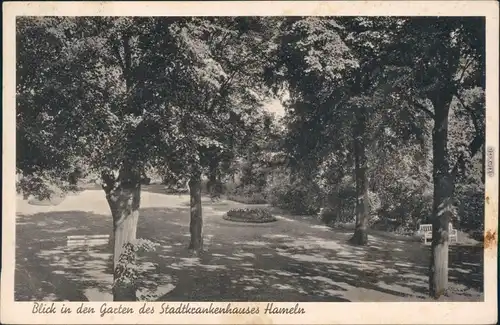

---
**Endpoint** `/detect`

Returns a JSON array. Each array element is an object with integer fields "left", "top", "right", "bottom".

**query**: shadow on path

[{"left": 15, "top": 197, "right": 483, "bottom": 302}]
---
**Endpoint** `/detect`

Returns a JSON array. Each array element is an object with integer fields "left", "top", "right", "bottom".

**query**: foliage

[
  {"left": 113, "top": 239, "right": 159, "bottom": 300},
  {"left": 226, "top": 184, "right": 268, "bottom": 204},
  {"left": 17, "top": 16, "right": 486, "bottom": 299},
  {"left": 224, "top": 208, "right": 276, "bottom": 223},
  {"left": 266, "top": 172, "right": 322, "bottom": 215}
]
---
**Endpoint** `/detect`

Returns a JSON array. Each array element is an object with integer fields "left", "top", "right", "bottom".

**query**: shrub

[
  {"left": 226, "top": 193, "right": 267, "bottom": 204},
  {"left": 226, "top": 184, "right": 267, "bottom": 204},
  {"left": 223, "top": 208, "right": 277, "bottom": 223},
  {"left": 266, "top": 175, "right": 321, "bottom": 215},
  {"left": 455, "top": 184, "right": 484, "bottom": 232},
  {"left": 113, "top": 239, "right": 159, "bottom": 300}
]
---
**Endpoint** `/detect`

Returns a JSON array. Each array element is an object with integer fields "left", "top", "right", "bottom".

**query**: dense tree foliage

[
  {"left": 17, "top": 16, "right": 485, "bottom": 300},
  {"left": 265, "top": 16, "right": 485, "bottom": 298}
]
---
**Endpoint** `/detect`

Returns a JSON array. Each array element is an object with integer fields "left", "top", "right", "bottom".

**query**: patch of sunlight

[
  {"left": 375, "top": 281, "right": 416, "bottom": 296},
  {"left": 224, "top": 256, "right": 243, "bottom": 261},
  {"left": 323, "top": 288, "right": 344, "bottom": 296},
  {"left": 310, "top": 225, "right": 330, "bottom": 231},
  {"left": 394, "top": 248, "right": 404, "bottom": 252},
  {"left": 278, "top": 252, "right": 333, "bottom": 264},
  {"left": 168, "top": 222, "right": 187, "bottom": 227},
  {"left": 451, "top": 268, "right": 472, "bottom": 274},
  {"left": 49, "top": 257, "right": 71, "bottom": 267},
  {"left": 400, "top": 273, "right": 427, "bottom": 281},
  {"left": 274, "top": 216, "right": 295, "bottom": 222},
  {"left": 138, "top": 283, "right": 176, "bottom": 302},
  {"left": 303, "top": 276, "right": 336, "bottom": 285},
  {"left": 243, "top": 286, "right": 257, "bottom": 291},
  {"left": 87, "top": 252, "right": 112, "bottom": 260},
  {"left": 408, "top": 280, "right": 428, "bottom": 288},
  {"left": 42, "top": 293, "right": 59, "bottom": 301},
  {"left": 52, "top": 270, "right": 66, "bottom": 275},
  {"left": 234, "top": 241, "right": 268, "bottom": 247},
  {"left": 327, "top": 259, "right": 379, "bottom": 272},
  {"left": 263, "top": 269, "right": 296, "bottom": 277},
  {"left": 292, "top": 237, "right": 356, "bottom": 253},
  {"left": 169, "top": 257, "right": 225, "bottom": 271},
  {"left": 141, "top": 262, "right": 157, "bottom": 271},
  {"left": 84, "top": 288, "right": 113, "bottom": 301},
  {"left": 262, "top": 234, "right": 290, "bottom": 239},
  {"left": 240, "top": 263, "right": 254, "bottom": 267},
  {"left": 395, "top": 262, "right": 414, "bottom": 267},
  {"left": 16, "top": 221, "right": 36, "bottom": 226},
  {"left": 382, "top": 268, "right": 399, "bottom": 274},
  {"left": 212, "top": 253, "right": 225, "bottom": 257},
  {"left": 201, "top": 264, "right": 227, "bottom": 271},
  {"left": 173, "top": 257, "right": 199, "bottom": 267},
  {"left": 82, "top": 269, "right": 112, "bottom": 282},
  {"left": 51, "top": 227, "right": 81, "bottom": 234},
  {"left": 271, "top": 283, "right": 295, "bottom": 291},
  {"left": 238, "top": 276, "right": 263, "bottom": 285},
  {"left": 233, "top": 252, "right": 255, "bottom": 258},
  {"left": 84, "top": 259, "right": 108, "bottom": 267},
  {"left": 337, "top": 250, "right": 364, "bottom": 258},
  {"left": 38, "top": 249, "right": 66, "bottom": 257},
  {"left": 462, "top": 262, "right": 480, "bottom": 266}
]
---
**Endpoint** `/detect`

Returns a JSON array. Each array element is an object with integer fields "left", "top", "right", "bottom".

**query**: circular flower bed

[{"left": 223, "top": 208, "right": 277, "bottom": 223}]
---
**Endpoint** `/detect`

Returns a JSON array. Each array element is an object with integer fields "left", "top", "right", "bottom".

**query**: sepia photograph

[{"left": 2, "top": 1, "right": 498, "bottom": 324}]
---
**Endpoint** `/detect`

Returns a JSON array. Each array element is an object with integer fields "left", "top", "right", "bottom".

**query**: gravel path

[{"left": 15, "top": 187, "right": 483, "bottom": 302}]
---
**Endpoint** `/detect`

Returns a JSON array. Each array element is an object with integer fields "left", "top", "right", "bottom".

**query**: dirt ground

[{"left": 15, "top": 186, "right": 484, "bottom": 302}]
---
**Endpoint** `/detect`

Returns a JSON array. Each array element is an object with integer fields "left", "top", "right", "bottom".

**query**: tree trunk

[
  {"left": 350, "top": 106, "right": 369, "bottom": 245},
  {"left": 429, "top": 92, "right": 453, "bottom": 299},
  {"left": 188, "top": 173, "right": 203, "bottom": 253},
  {"left": 102, "top": 169, "right": 141, "bottom": 301},
  {"left": 207, "top": 159, "right": 217, "bottom": 193}
]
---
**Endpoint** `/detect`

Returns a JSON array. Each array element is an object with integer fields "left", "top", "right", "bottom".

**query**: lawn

[{"left": 15, "top": 186, "right": 483, "bottom": 302}]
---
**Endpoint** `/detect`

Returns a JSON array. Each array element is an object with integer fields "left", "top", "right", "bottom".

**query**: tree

[
  {"left": 16, "top": 16, "right": 198, "bottom": 300},
  {"left": 144, "top": 17, "right": 278, "bottom": 253},
  {"left": 268, "top": 17, "right": 428, "bottom": 244},
  {"left": 383, "top": 17, "right": 485, "bottom": 298}
]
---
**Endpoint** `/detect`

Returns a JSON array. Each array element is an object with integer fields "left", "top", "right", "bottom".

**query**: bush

[
  {"left": 226, "top": 184, "right": 267, "bottom": 204},
  {"left": 113, "top": 239, "right": 159, "bottom": 300},
  {"left": 223, "top": 208, "right": 277, "bottom": 223},
  {"left": 226, "top": 193, "right": 267, "bottom": 204},
  {"left": 266, "top": 175, "right": 321, "bottom": 215},
  {"left": 455, "top": 183, "right": 484, "bottom": 232}
]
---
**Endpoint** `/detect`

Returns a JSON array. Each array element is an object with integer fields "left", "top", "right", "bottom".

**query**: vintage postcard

[{"left": 2, "top": 1, "right": 498, "bottom": 324}]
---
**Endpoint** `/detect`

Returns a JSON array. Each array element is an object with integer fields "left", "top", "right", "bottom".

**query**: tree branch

[
  {"left": 111, "top": 41, "right": 126, "bottom": 74},
  {"left": 457, "top": 56, "right": 474, "bottom": 86},
  {"left": 101, "top": 170, "right": 117, "bottom": 193},
  {"left": 450, "top": 131, "right": 484, "bottom": 183},
  {"left": 414, "top": 101, "right": 435, "bottom": 118},
  {"left": 454, "top": 91, "right": 480, "bottom": 133},
  {"left": 122, "top": 33, "right": 132, "bottom": 87},
  {"left": 449, "top": 90, "right": 485, "bottom": 186}
]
